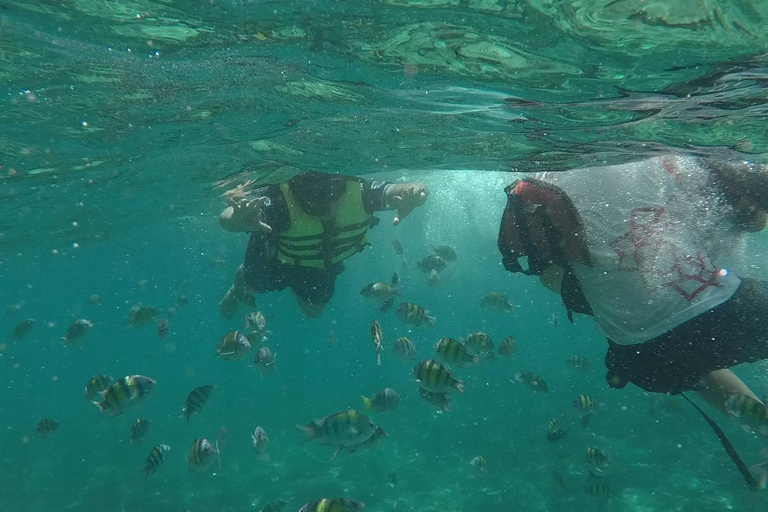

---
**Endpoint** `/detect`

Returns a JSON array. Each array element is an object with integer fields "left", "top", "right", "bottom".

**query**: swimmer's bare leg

[
  {"left": 695, "top": 368, "right": 761, "bottom": 415},
  {"left": 219, "top": 265, "right": 255, "bottom": 320}
]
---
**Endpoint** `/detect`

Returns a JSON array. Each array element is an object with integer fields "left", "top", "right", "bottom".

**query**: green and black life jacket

[{"left": 275, "top": 179, "right": 372, "bottom": 269}]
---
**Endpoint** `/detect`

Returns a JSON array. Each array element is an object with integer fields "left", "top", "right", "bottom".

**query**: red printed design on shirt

[{"left": 610, "top": 205, "right": 721, "bottom": 301}]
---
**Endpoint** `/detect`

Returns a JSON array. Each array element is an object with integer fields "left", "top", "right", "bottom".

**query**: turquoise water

[{"left": 2, "top": 2, "right": 768, "bottom": 511}]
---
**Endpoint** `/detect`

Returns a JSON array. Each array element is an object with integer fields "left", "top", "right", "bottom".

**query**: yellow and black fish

[
  {"left": 362, "top": 388, "right": 400, "bottom": 413},
  {"left": 726, "top": 394, "right": 768, "bottom": 435},
  {"left": 182, "top": 385, "right": 214, "bottom": 423},
  {"left": 479, "top": 292, "right": 517, "bottom": 313},
  {"left": 587, "top": 482, "right": 612, "bottom": 498},
  {"left": 434, "top": 337, "right": 477, "bottom": 367},
  {"left": 84, "top": 374, "right": 113, "bottom": 401},
  {"left": 35, "top": 418, "right": 60, "bottom": 436},
  {"left": 298, "top": 497, "right": 365, "bottom": 512},
  {"left": 143, "top": 444, "right": 170, "bottom": 479},
  {"left": 586, "top": 447, "right": 609, "bottom": 467},
  {"left": 396, "top": 302, "right": 436, "bottom": 327},
  {"left": 94, "top": 375, "right": 156, "bottom": 417},
  {"left": 465, "top": 332, "right": 495, "bottom": 359},
  {"left": 413, "top": 359, "right": 464, "bottom": 394},
  {"left": 546, "top": 418, "right": 568, "bottom": 443},
  {"left": 573, "top": 394, "right": 598, "bottom": 413},
  {"left": 566, "top": 355, "right": 591, "bottom": 369},
  {"left": 129, "top": 418, "right": 152, "bottom": 445},
  {"left": 297, "top": 410, "right": 378, "bottom": 460},
  {"left": 497, "top": 335, "right": 517, "bottom": 357}
]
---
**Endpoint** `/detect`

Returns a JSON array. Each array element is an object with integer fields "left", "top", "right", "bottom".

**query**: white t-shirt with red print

[{"left": 538, "top": 155, "right": 742, "bottom": 345}]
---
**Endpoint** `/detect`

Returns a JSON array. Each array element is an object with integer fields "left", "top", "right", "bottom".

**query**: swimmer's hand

[
  {"left": 384, "top": 182, "right": 429, "bottom": 226},
  {"left": 219, "top": 197, "right": 273, "bottom": 233}
]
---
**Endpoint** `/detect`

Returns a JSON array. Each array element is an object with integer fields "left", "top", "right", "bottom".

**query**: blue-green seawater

[{"left": 2, "top": 1, "right": 768, "bottom": 511}]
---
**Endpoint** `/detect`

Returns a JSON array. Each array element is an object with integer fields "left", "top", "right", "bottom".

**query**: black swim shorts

[
  {"left": 605, "top": 278, "right": 768, "bottom": 394},
  {"left": 242, "top": 233, "right": 341, "bottom": 306}
]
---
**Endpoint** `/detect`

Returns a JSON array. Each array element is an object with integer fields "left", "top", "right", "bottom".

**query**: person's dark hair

[
  {"left": 700, "top": 159, "right": 768, "bottom": 211},
  {"left": 288, "top": 172, "right": 346, "bottom": 217}
]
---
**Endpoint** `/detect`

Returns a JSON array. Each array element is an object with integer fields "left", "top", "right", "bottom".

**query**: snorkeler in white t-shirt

[{"left": 498, "top": 155, "right": 768, "bottom": 412}]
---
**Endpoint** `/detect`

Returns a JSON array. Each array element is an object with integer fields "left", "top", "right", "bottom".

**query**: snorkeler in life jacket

[
  {"left": 219, "top": 172, "right": 428, "bottom": 318},
  {"left": 498, "top": 156, "right": 768, "bottom": 490}
]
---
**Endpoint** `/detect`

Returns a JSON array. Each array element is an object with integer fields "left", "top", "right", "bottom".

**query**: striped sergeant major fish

[
  {"left": 84, "top": 374, "right": 113, "bottom": 401},
  {"left": 434, "top": 337, "right": 477, "bottom": 367},
  {"left": 188, "top": 437, "right": 219, "bottom": 473},
  {"left": 298, "top": 497, "right": 365, "bottom": 512},
  {"left": 182, "top": 385, "right": 214, "bottom": 423},
  {"left": 93, "top": 375, "right": 156, "bottom": 417},
  {"left": 143, "top": 444, "right": 170, "bottom": 480},
  {"left": 395, "top": 302, "right": 436, "bottom": 327},
  {"left": 413, "top": 359, "right": 464, "bottom": 394},
  {"left": 129, "top": 418, "right": 152, "bottom": 445},
  {"left": 297, "top": 410, "right": 378, "bottom": 460}
]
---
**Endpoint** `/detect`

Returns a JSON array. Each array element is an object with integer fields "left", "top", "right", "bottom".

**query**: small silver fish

[{"left": 252, "top": 426, "right": 270, "bottom": 462}]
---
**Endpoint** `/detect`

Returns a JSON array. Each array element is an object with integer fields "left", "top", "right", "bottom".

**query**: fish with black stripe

[
  {"left": 393, "top": 337, "right": 418, "bottom": 360},
  {"left": 182, "top": 385, "right": 214, "bottom": 424},
  {"left": 586, "top": 447, "right": 609, "bottom": 467},
  {"left": 396, "top": 302, "right": 436, "bottom": 327},
  {"left": 35, "top": 418, "right": 60, "bottom": 437},
  {"left": 573, "top": 394, "right": 598, "bottom": 413},
  {"left": 143, "top": 444, "right": 170, "bottom": 479},
  {"left": 546, "top": 418, "right": 568, "bottom": 443},
  {"left": 188, "top": 437, "right": 219, "bottom": 473},
  {"left": 566, "top": 355, "right": 591, "bottom": 369},
  {"left": 361, "top": 388, "right": 400, "bottom": 413},
  {"left": 129, "top": 418, "right": 152, "bottom": 445},
  {"left": 298, "top": 497, "right": 365, "bottom": 512},
  {"left": 497, "top": 335, "right": 517, "bottom": 357},
  {"left": 93, "top": 375, "right": 156, "bottom": 417},
  {"left": 435, "top": 337, "right": 478, "bottom": 367},
  {"left": 413, "top": 359, "right": 464, "bottom": 394},
  {"left": 371, "top": 320, "right": 383, "bottom": 366},
  {"left": 297, "top": 410, "right": 378, "bottom": 460},
  {"left": 84, "top": 374, "right": 113, "bottom": 401},
  {"left": 418, "top": 387, "right": 452, "bottom": 412},
  {"left": 587, "top": 482, "right": 612, "bottom": 498},
  {"left": 726, "top": 394, "right": 768, "bottom": 435}
]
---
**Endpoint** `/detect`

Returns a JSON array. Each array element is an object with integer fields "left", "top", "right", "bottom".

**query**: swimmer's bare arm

[
  {"left": 219, "top": 264, "right": 256, "bottom": 320},
  {"left": 219, "top": 197, "right": 273, "bottom": 233},
  {"left": 382, "top": 182, "right": 429, "bottom": 226}
]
